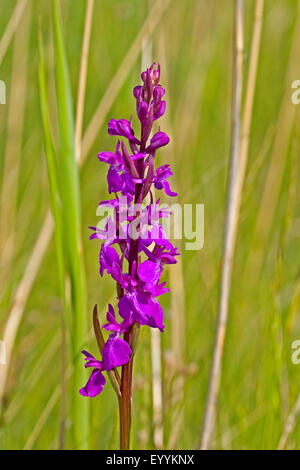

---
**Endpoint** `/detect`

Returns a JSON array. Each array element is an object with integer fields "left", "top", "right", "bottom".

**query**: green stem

[{"left": 118, "top": 324, "right": 140, "bottom": 449}]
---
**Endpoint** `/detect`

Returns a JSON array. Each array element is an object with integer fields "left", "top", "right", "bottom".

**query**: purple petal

[
  {"left": 107, "top": 167, "right": 123, "bottom": 193},
  {"left": 102, "top": 335, "right": 131, "bottom": 370},
  {"left": 153, "top": 86, "right": 165, "bottom": 100},
  {"left": 159, "top": 252, "right": 178, "bottom": 264},
  {"left": 130, "top": 152, "right": 146, "bottom": 161},
  {"left": 108, "top": 118, "right": 140, "bottom": 144},
  {"left": 118, "top": 120, "right": 136, "bottom": 140},
  {"left": 81, "top": 350, "right": 102, "bottom": 369},
  {"left": 148, "top": 282, "right": 170, "bottom": 297},
  {"left": 155, "top": 164, "right": 173, "bottom": 182},
  {"left": 98, "top": 199, "right": 119, "bottom": 207},
  {"left": 120, "top": 172, "right": 135, "bottom": 197},
  {"left": 79, "top": 369, "right": 106, "bottom": 397},
  {"left": 103, "top": 304, "right": 123, "bottom": 333},
  {"left": 120, "top": 311, "right": 134, "bottom": 331},
  {"left": 99, "top": 244, "right": 120, "bottom": 276},
  {"left": 132, "top": 178, "right": 145, "bottom": 184},
  {"left": 133, "top": 86, "right": 142, "bottom": 99},
  {"left": 154, "top": 181, "right": 163, "bottom": 191},
  {"left": 131, "top": 290, "right": 164, "bottom": 331},
  {"left": 131, "top": 290, "right": 153, "bottom": 324},
  {"left": 81, "top": 350, "right": 95, "bottom": 360},
  {"left": 150, "top": 224, "right": 173, "bottom": 249},
  {"left": 146, "top": 131, "right": 169, "bottom": 153},
  {"left": 138, "top": 260, "right": 162, "bottom": 287},
  {"left": 162, "top": 180, "right": 177, "bottom": 197},
  {"left": 118, "top": 295, "right": 134, "bottom": 320},
  {"left": 145, "top": 299, "right": 165, "bottom": 332},
  {"left": 89, "top": 231, "right": 107, "bottom": 241},
  {"left": 137, "top": 101, "right": 148, "bottom": 123},
  {"left": 85, "top": 359, "right": 103, "bottom": 369},
  {"left": 118, "top": 292, "right": 149, "bottom": 325},
  {"left": 98, "top": 151, "right": 116, "bottom": 164},
  {"left": 154, "top": 101, "right": 166, "bottom": 121}
]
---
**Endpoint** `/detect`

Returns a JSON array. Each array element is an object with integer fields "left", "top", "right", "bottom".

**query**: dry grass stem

[
  {"left": 75, "top": 0, "right": 94, "bottom": 162},
  {"left": 0, "top": 213, "right": 54, "bottom": 406},
  {"left": 0, "top": 0, "right": 27, "bottom": 65},
  {"left": 0, "top": 1, "right": 31, "bottom": 281},
  {"left": 201, "top": 0, "right": 244, "bottom": 449}
]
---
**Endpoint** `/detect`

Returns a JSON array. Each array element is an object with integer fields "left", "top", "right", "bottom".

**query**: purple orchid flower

[
  {"left": 103, "top": 304, "right": 133, "bottom": 334},
  {"left": 153, "top": 164, "right": 177, "bottom": 197},
  {"left": 99, "top": 244, "right": 120, "bottom": 276},
  {"left": 79, "top": 332, "right": 131, "bottom": 397},
  {"left": 79, "top": 351, "right": 106, "bottom": 398},
  {"left": 146, "top": 131, "right": 169, "bottom": 153},
  {"left": 108, "top": 118, "right": 140, "bottom": 144},
  {"left": 80, "top": 63, "right": 180, "bottom": 451}
]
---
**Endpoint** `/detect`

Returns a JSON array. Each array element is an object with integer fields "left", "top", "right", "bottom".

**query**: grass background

[{"left": 1, "top": 0, "right": 300, "bottom": 450}]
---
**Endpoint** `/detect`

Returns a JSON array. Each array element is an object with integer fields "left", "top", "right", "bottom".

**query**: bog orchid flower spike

[{"left": 79, "top": 63, "right": 179, "bottom": 449}]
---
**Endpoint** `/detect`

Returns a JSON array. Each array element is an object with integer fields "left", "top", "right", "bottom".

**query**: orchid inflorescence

[{"left": 79, "top": 63, "right": 179, "bottom": 402}]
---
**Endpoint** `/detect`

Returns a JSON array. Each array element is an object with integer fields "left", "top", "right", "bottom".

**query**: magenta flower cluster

[{"left": 80, "top": 63, "right": 179, "bottom": 398}]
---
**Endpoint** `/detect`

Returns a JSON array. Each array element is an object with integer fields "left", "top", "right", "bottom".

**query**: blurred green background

[{"left": 0, "top": 0, "right": 300, "bottom": 450}]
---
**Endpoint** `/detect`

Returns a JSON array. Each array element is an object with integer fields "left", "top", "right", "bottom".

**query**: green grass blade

[
  {"left": 38, "top": 31, "right": 69, "bottom": 330},
  {"left": 38, "top": 30, "right": 71, "bottom": 448},
  {"left": 52, "top": 0, "right": 89, "bottom": 449}
]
